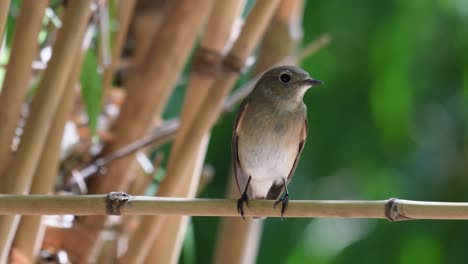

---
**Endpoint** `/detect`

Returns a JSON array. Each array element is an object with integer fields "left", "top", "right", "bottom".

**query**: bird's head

[{"left": 252, "top": 65, "right": 323, "bottom": 104}]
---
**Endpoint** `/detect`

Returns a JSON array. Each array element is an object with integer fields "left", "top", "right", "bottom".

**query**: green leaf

[{"left": 80, "top": 49, "right": 102, "bottom": 139}]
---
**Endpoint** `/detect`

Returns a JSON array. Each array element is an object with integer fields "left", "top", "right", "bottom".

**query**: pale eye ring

[{"left": 279, "top": 72, "right": 292, "bottom": 84}]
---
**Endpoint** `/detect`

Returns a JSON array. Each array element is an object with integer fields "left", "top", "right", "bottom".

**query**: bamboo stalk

[
  {"left": 171, "top": 0, "right": 244, "bottom": 142},
  {"left": 141, "top": 135, "right": 210, "bottom": 264},
  {"left": 61, "top": 0, "right": 214, "bottom": 261},
  {"left": 120, "top": 154, "right": 162, "bottom": 239},
  {"left": 213, "top": 174, "right": 264, "bottom": 264},
  {"left": 126, "top": 0, "right": 169, "bottom": 69},
  {"left": 1, "top": 195, "right": 468, "bottom": 221},
  {"left": 0, "top": 1, "right": 92, "bottom": 261},
  {"left": 214, "top": 1, "right": 304, "bottom": 263},
  {"left": 254, "top": 0, "right": 304, "bottom": 72},
  {"left": 0, "top": 0, "right": 48, "bottom": 178},
  {"left": 119, "top": 1, "right": 279, "bottom": 262},
  {"left": 144, "top": 216, "right": 190, "bottom": 264},
  {"left": 101, "top": 0, "right": 136, "bottom": 91},
  {"left": 122, "top": 136, "right": 210, "bottom": 263},
  {"left": 143, "top": 145, "right": 217, "bottom": 264},
  {"left": 0, "top": 0, "right": 9, "bottom": 45},
  {"left": 10, "top": 25, "right": 93, "bottom": 262}
]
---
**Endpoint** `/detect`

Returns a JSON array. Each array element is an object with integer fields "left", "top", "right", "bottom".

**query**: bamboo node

[
  {"left": 106, "top": 192, "right": 133, "bottom": 215},
  {"left": 192, "top": 47, "right": 222, "bottom": 76},
  {"left": 385, "top": 198, "right": 411, "bottom": 221},
  {"left": 222, "top": 53, "right": 244, "bottom": 74}
]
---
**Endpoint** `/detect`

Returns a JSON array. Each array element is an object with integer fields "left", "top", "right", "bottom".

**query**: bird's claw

[
  {"left": 274, "top": 193, "right": 289, "bottom": 220},
  {"left": 237, "top": 191, "right": 249, "bottom": 220}
]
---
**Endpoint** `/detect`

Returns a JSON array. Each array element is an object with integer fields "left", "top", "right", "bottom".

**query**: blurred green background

[{"left": 182, "top": 0, "right": 468, "bottom": 263}]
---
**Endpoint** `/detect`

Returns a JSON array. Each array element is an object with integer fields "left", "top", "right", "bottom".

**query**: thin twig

[
  {"left": 298, "top": 33, "right": 332, "bottom": 60},
  {"left": 0, "top": 194, "right": 468, "bottom": 221},
  {"left": 65, "top": 119, "right": 178, "bottom": 189}
]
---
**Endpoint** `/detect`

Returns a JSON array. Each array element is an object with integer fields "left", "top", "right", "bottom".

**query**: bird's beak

[{"left": 300, "top": 78, "right": 324, "bottom": 86}]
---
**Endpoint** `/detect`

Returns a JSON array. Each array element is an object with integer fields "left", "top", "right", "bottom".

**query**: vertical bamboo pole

[
  {"left": 0, "top": 1, "right": 92, "bottom": 262},
  {"left": 213, "top": 176, "right": 263, "bottom": 264},
  {"left": 214, "top": 1, "right": 305, "bottom": 263},
  {"left": 101, "top": 0, "right": 136, "bottom": 92},
  {"left": 141, "top": 1, "right": 245, "bottom": 263},
  {"left": 0, "top": 0, "right": 9, "bottom": 45},
  {"left": 171, "top": 0, "right": 245, "bottom": 150},
  {"left": 0, "top": 0, "right": 48, "bottom": 178},
  {"left": 119, "top": 1, "right": 280, "bottom": 263},
  {"left": 127, "top": 1, "right": 169, "bottom": 70},
  {"left": 143, "top": 135, "right": 210, "bottom": 264},
  {"left": 56, "top": 1, "right": 214, "bottom": 262},
  {"left": 254, "top": 0, "right": 304, "bottom": 72},
  {"left": 10, "top": 25, "right": 92, "bottom": 261}
]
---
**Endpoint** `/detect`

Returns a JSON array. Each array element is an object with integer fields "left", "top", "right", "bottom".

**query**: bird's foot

[
  {"left": 237, "top": 176, "right": 252, "bottom": 220},
  {"left": 237, "top": 191, "right": 249, "bottom": 220},
  {"left": 273, "top": 193, "right": 289, "bottom": 220}
]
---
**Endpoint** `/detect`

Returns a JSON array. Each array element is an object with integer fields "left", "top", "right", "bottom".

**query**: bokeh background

[{"left": 187, "top": 1, "right": 468, "bottom": 263}]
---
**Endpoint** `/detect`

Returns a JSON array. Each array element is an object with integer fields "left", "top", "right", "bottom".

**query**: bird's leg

[
  {"left": 273, "top": 178, "right": 289, "bottom": 219},
  {"left": 237, "top": 176, "right": 252, "bottom": 220}
]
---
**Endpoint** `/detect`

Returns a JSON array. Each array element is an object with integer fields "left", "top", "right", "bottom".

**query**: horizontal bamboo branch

[{"left": 0, "top": 193, "right": 467, "bottom": 221}]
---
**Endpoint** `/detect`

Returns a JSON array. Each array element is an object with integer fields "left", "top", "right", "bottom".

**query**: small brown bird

[{"left": 232, "top": 65, "right": 323, "bottom": 219}]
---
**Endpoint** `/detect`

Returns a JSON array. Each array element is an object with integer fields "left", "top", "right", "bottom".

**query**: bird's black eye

[{"left": 279, "top": 73, "right": 291, "bottom": 84}]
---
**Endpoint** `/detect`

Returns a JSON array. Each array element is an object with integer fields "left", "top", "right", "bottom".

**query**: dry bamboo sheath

[{"left": 0, "top": 194, "right": 468, "bottom": 221}]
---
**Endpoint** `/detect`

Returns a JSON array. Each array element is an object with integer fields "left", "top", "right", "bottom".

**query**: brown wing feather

[
  {"left": 232, "top": 100, "right": 250, "bottom": 196},
  {"left": 287, "top": 118, "right": 308, "bottom": 181}
]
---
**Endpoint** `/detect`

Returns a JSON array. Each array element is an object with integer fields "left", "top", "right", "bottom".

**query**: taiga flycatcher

[{"left": 232, "top": 65, "right": 323, "bottom": 219}]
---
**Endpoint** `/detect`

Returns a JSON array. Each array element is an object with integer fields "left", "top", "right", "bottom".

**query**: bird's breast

[{"left": 237, "top": 108, "right": 303, "bottom": 198}]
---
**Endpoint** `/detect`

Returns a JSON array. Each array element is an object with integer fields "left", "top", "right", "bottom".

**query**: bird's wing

[
  {"left": 286, "top": 117, "right": 308, "bottom": 181},
  {"left": 232, "top": 100, "right": 250, "bottom": 196}
]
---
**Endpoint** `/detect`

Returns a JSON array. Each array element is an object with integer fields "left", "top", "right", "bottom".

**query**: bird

[{"left": 231, "top": 65, "right": 323, "bottom": 219}]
